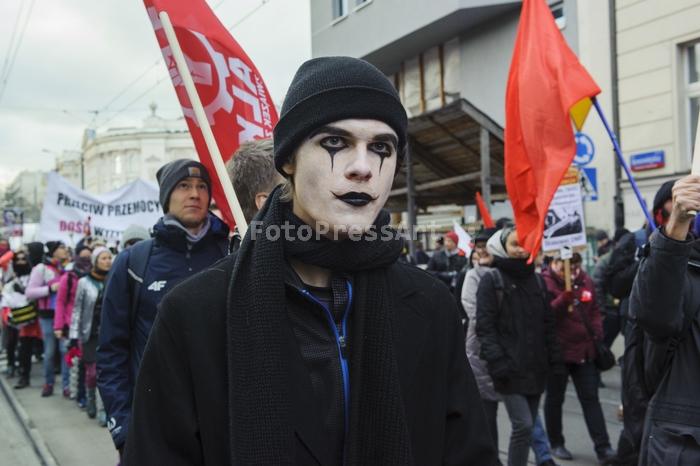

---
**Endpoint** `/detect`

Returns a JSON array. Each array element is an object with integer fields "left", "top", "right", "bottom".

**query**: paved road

[
  {"left": 1, "top": 355, "right": 117, "bottom": 466},
  {"left": 0, "top": 374, "right": 43, "bottom": 466},
  {"left": 1, "top": 337, "right": 626, "bottom": 466}
]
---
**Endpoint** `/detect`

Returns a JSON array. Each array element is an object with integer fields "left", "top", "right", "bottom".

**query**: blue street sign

[
  {"left": 630, "top": 150, "right": 665, "bottom": 172},
  {"left": 581, "top": 167, "right": 598, "bottom": 202},
  {"left": 574, "top": 132, "right": 595, "bottom": 166}
]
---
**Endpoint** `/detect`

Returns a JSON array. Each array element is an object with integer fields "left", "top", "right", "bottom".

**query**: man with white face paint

[{"left": 125, "top": 56, "right": 497, "bottom": 465}]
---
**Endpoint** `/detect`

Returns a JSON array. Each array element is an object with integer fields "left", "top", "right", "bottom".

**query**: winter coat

[
  {"left": 97, "top": 213, "right": 229, "bottom": 450},
  {"left": 25, "top": 262, "right": 63, "bottom": 316},
  {"left": 69, "top": 275, "right": 104, "bottom": 343},
  {"left": 541, "top": 267, "right": 602, "bottom": 364},
  {"left": 427, "top": 249, "right": 468, "bottom": 289},
  {"left": 54, "top": 270, "right": 81, "bottom": 332},
  {"left": 1, "top": 275, "right": 41, "bottom": 338},
  {"left": 475, "top": 233, "right": 562, "bottom": 396},
  {"left": 461, "top": 264, "right": 500, "bottom": 401},
  {"left": 631, "top": 231, "right": 700, "bottom": 465},
  {"left": 124, "top": 254, "right": 498, "bottom": 465}
]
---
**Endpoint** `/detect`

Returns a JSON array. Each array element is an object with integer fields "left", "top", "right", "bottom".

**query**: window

[
  {"left": 332, "top": 0, "right": 348, "bottom": 19},
  {"left": 550, "top": 1, "right": 565, "bottom": 29},
  {"left": 685, "top": 42, "right": 700, "bottom": 160}
]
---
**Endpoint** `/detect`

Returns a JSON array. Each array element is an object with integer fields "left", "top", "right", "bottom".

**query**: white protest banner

[
  {"left": 38, "top": 172, "right": 161, "bottom": 245},
  {"left": 542, "top": 167, "right": 587, "bottom": 252}
]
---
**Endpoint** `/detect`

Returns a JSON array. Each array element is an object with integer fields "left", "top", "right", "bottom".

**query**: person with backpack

[
  {"left": 97, "top": 159, "right": 229, "bottom": 457},
  {"left": 629, "top": 175, "right": 700, "bottom": 465},
  {"left": 70, "top": 247, "right": 113, "bottom": 424},
  {"left": 53, "top": 244, "right": 92, "bottom": 399},
  {"left": 463, "top": 227, "right": 558, "bottom": 466},
  {"left": 477, "top": 226, "right": 563, "bottom": 466},
  {"left": 25, "top": 241, "right": 69, "bottom": 397},
  {"left": 541, "top": 253, "right": 616, "bottom": 464}
]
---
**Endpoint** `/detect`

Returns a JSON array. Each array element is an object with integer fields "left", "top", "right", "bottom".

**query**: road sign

[
  {"left": 574, "top": 132, "right": 595, "bottom": 166},
  {"left": 581, "top": 167, "right": 598, "bottom": 202},
  {"left": 630, "top": 150, "right": 665, "bottom": 172}
]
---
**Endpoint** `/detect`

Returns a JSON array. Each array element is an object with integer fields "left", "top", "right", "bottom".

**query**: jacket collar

[{"left": 153, "top": 212, "right": 229, "bottom": 252}]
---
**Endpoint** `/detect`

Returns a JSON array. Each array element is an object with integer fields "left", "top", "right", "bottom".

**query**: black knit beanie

[
  {"left": 652, "top": 179, "right": 676, "bottom": 215},
  {"left": 46, "top": 241, "right": 65, "bottom": 258},
  {"left": 156, "top": 159, "right": 212, "bottom": 213},
  {"left": 273, "top": 56, "right": 408, "bottom": 175}
]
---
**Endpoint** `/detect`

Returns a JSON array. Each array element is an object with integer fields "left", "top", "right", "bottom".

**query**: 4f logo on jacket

[{"left": 147, "top": 280, "right": 167, "bottom": 292}]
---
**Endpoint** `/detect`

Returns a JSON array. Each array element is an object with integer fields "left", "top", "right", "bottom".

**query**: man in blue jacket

[{"left": 97, "top": 159, "right": 229, "bottom": 456}]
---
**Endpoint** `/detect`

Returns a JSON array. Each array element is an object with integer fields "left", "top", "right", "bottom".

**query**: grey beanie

[
  {"left": 156, "top": 159, "right": 212, "bottom": 213},
  {"left": 122, "top": 224, "right": 150, "bottom": 245}
]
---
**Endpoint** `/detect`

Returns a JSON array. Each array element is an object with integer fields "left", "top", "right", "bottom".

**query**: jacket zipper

[{"left": 299, "top": 281, "right": 353, "bottom": 461}]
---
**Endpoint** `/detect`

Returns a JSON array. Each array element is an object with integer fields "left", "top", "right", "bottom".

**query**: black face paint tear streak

[{"left": 324, "top": 147, "right": 343, "bottom": 172}]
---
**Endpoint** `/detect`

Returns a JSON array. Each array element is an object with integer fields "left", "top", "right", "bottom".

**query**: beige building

[
  {"left": 614, "top": 0, "right": 700, "bottom": 229},
  {"left": 81, "top": 104, "right": 196, "bottom": 194},
  {"left": 56, "top": 150, "right": 83, "bottom": 188}
]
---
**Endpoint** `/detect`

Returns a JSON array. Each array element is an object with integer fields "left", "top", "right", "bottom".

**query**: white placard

[
  {"left": 542, "top": 179, "right": 587, "bottom": 252},
  {"left": 38, "top": 172, "right": 161, "bottom": 245}
]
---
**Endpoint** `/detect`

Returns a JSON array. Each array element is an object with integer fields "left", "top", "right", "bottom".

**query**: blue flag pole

[{"left": 591, "top": 97, "right": 656, "bottom": 230}]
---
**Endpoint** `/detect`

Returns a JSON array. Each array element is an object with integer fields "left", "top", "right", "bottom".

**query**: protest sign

[
  {"left": 2, "top": 208, "right": 24, "bottom": 237},
  {"left": 542, "top": 167, "right": 587, "bottom": 252},
  {"left": 38, "top": 172, "right": 160, "bottom": 245}
]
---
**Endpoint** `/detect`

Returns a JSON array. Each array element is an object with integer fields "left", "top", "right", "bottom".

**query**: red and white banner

[{"left": 143, "top": 0, "right": 279, "bottom": 228}]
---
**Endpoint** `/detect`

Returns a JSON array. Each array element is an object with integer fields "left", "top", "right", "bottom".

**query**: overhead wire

[
  {"left": 92, "top": 0, "right": 232, "bottom": 128},
  {"left": 0, "top": 0, "right": 37, "bottom": 104},
  {"left": 0, "top": 2, "right": 25, "bottom": 81}
]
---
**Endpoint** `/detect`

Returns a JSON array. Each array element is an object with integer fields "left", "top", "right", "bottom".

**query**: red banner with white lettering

[{"left": 143, "top": 0, "right": 278, "bottom": 228}]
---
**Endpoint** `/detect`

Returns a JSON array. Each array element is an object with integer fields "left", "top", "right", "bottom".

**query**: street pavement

[
  {"left": 1, "top": 355, "right": 118, "bottom": 466},
  {"left": 0, "top": 338, "right": 625, "bottom": 466}
]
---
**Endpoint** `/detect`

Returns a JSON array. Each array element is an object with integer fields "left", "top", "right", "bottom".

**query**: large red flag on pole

[
  {"left": 505, "top": 0, "right": 600, "bottom": 258},
  {"left": 143, "top": 0, "right": 278, "bottom": 231}
]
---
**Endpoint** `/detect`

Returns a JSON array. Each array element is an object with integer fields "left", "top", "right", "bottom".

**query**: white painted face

[{"left": 283, "top": 119, "right": 399, "bottom": 238}]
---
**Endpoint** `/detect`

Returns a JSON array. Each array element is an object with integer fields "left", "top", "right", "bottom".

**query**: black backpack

[{"left": 488, "top": 268, "right": 549, "bottom": 310}]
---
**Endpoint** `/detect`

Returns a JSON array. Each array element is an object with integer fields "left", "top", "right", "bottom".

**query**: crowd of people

[{"left": 1, "top": 56, "right": 699, "bottom": 466}]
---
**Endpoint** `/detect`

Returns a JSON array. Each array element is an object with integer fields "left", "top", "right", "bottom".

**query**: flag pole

[
  {"left": 591, "top": 97, "right": 656, "bottom": 230},
  {"left": 158, "top": 11, "right": 249, "bottom": 237}
]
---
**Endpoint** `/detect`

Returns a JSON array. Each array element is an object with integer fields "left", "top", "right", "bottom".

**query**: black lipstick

[{"left": 334, "top": 192, "right": 376, "bottom": 207}]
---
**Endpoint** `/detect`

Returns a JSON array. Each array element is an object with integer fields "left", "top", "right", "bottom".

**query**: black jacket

[
  {"left": 475, "top": 262, "right": 562, "bottom": 395},
  {"left": 427, "top": 250, "right": 468, "bottom": 289},
  {"left": 630, "top": 231, "right": 700, "bottom": 465},
  {"left": 124, "top": 254, "right": 497, "bottom": 465}
]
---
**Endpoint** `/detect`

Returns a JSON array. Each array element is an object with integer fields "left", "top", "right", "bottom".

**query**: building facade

[
  {"left": 3, "top": 170, "right": 48, "bottom": 222},
  {"left": 311, "top": 0, "right": 622, "bottom": 235},
  {"left": 81, "top": 105, "right": 196, "bottom": 195},
  {"left": 615, "top": 0, "right": 700, "bottom": 229},
  {"left": 56, "top": 150, "right": 83, "bottom": 188}
]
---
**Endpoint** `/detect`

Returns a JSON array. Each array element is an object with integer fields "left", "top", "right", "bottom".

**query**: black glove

[{"left": 62, "top": 325, "right": 69, "bottom": 339}]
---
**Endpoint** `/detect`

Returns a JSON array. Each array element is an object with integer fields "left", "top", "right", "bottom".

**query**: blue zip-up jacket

[{"left": 97, "top": 213, "right": 228, "bottom": 450}]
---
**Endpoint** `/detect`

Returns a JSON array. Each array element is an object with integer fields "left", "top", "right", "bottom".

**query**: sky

[{"left": 0, "top": 0, "right": 311, "bottom": 188}]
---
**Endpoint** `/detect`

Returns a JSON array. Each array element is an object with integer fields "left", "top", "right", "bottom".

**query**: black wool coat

[{"left": 124, "top": 254, "right": 497, "bottom": 465}]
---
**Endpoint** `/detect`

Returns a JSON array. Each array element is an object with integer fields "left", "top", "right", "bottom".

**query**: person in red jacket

[{"left": 541, "top": 253, "right": 615, "bottom": 464}]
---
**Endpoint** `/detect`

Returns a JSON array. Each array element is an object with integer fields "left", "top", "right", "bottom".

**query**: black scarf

[
  {"left": 226, "top": 186, "right": 413, "bottom": 465},
  {"left": 493, "top": 256, "right": 535, "bottom": 279}
]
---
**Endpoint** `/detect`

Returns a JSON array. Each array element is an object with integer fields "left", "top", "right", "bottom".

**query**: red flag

[
  {"left": 505, "top": 0, "right": 600, "bottom": 257},
  {"left": 143, "top": 0, "right": 278, "bottom": 228},
  {"left": 475, "top": 192, "right": 495, "bottom": 228}
]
